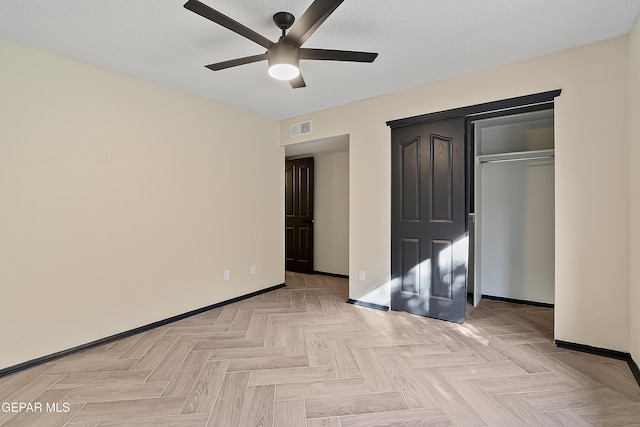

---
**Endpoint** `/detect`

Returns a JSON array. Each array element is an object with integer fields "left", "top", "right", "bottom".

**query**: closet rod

[{"left": 479, "top": 155, "right": 554, "bottom": 164}]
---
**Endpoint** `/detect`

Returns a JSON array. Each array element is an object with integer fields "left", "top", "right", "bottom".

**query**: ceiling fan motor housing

[{"left": 268, "top": 42, "right": 300, "bottom": 80}]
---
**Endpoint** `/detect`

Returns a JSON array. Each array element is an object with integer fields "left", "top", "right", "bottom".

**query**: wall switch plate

[
  {"left": 250, "top": 265, "right": 257, "bottom": 274},
  {"left": 223, "top": 270, "right": 230, "bottom": 281},
  {"left": 358, "top": 271, "right": 365, "bottom": 281}
]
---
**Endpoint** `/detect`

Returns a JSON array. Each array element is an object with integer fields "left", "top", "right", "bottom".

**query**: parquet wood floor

[{"left": 1, "top": 272, "right": 639, "bottom": 426}]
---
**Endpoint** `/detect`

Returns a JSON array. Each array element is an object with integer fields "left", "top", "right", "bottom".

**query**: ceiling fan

[{"left": 183, "top": 0, "right": 378, "bottom": 88}]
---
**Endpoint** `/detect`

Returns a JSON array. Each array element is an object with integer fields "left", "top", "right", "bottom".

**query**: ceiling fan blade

[
  {"left": 205, "top": 53, "right": 268, "bottom": 71},
  {"left": 300, "top": 48, "right": 378, "bottom": 62},
  {"left": 284, "top": 0, "right": 344, "bottom": 46},
  {"left": 290, "top": 73, "right": 306, "bottom": 89},
  {"left": 184, "top": 0, "right": 273, "bottom": 49}
]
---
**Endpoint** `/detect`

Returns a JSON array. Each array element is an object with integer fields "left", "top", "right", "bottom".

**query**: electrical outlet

[
  {"left": 223, "top": 270, "right": 230, "bottom": 281},
  {"left": 358, "top": 271, "right": 365, "bottom": 281},
  {"left": 250, "top": 265, "right": 257, "bottom": 274}
]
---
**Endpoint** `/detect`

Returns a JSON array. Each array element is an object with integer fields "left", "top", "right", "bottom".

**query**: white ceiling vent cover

[{"left": 290, "top": 120, "right": 312, "bottom": 137}]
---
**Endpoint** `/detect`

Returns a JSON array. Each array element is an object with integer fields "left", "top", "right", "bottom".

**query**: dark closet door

[
  {"left": 391, "top": 118, "right": 467, "bottom": 323},
  {"left": 285, "top": 157, "right": 314, "bottom": 273}
]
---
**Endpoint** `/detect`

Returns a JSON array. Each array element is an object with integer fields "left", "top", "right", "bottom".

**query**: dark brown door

[
  {"left": 391, "top": 118, "right": 468, "bottom": 323},
  {"left": 285, "top": 157, "right": 314, "bottom": 273}
]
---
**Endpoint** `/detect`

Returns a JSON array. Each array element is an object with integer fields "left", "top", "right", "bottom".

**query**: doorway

[{"left": 284, "top": 135, "right": 350, "bottom": 276}]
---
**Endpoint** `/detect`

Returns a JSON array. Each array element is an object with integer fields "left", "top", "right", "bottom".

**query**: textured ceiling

[{"left": 1, "top": 1, "right": 639, "bottom": 120}]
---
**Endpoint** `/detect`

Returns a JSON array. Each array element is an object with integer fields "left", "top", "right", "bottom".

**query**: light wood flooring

[{"left": 1, "top": 272, "right": 639, "bottom": 426}]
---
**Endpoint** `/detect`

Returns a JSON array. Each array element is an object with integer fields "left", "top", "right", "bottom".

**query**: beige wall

[
  {"left": 629, "top": 14, "right": 640, "bottom": 362},
  {"left": 2, "top": 23, "right": 637, "bottom": 372},
  {"left": 314, "top": 150, "right": 349, "bottom": 276},
  {"left": 281, "top": 37, "right": 631, "bottom": 352},
  {"left": 0, "top": 39, "right": 284, "bottom": 370}
]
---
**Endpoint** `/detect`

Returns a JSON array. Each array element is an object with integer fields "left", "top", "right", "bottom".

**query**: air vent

[{"left": 290, "top": 120, "right": 312, "bottom": 137}]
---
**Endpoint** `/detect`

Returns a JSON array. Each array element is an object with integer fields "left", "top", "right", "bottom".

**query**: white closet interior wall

[{"left": 472, "top": 109, "right": 555, "bottom": 305}]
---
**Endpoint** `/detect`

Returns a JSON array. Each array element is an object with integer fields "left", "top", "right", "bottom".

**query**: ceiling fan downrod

[{"left": 273, "top": 11, "right": 295, "bottom": 38}]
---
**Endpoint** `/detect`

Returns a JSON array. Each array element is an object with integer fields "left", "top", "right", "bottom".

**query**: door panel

[
  {"left": 401, "top": 137, "right": 420, "bottom": 221},
  {"left": 430, "top": 135, "right": 454, "bottom": 222},
  {"left": 285, "top": 158, "right": 314, "bottom": 273},
  {"left": 391, "top": 118, "right": 467, "bottom": 323},
  {"left": 401, "top": 238, "right": 420, "bottom": 295}
]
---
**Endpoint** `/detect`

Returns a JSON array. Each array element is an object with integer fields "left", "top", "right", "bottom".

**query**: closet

[
  {"left": 388, "top": 89, "right": 560, "bottom": 323},
  {"left": 471, "top": 109, "right": 555, "bottom": 306}
]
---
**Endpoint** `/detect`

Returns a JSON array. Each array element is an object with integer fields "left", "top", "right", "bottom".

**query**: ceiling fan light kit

[
  {"left": 183, "top": 0, "right": 378, "bottom": 88},
  {"left": 268, "top": 62, "right": 300, "bottom": 80},
  {"left": 267, "top": 42, "right": 300, "bottom": 80}
]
